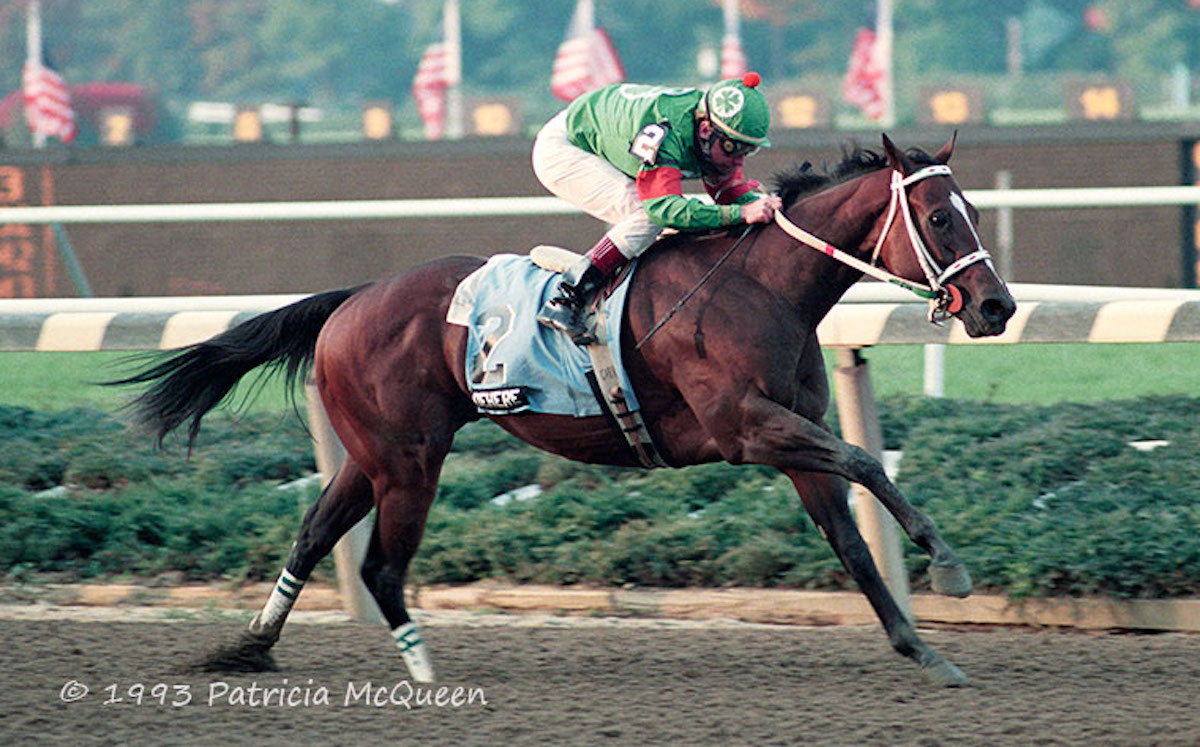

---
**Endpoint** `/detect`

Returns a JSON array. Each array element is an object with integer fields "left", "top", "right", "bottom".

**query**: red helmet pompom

[{"left": 742, "top": 71, "right": 761, "bottom": 88}]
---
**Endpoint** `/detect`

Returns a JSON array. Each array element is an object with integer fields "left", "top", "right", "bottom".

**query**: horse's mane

[{"left": 773, "top": 144, "right": 939, "bottom": 208}]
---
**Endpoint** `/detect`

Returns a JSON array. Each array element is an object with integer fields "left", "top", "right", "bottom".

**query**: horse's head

[{"left": 875, "top": 134, "right": 1016, "bottom": 337}]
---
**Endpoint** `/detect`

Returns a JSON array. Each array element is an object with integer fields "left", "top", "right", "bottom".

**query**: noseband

[{"left": 774, "top": 164, "right": 992, "bottom": 323}]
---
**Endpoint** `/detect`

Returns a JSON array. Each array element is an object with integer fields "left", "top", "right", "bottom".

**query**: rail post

[{"left": 833, "top": 348, "right": 911, "bottom": 620}]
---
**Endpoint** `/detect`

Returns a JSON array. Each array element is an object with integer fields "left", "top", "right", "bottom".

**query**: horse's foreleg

[
  {"left": 836, "top": 444, "right": 971, "bottom": 598},
  {"left": 735, "top": 397, "right": 971, "bottom": 597},
  {"left": 787, "top": 469, "right": 967, "bottom": 686}
]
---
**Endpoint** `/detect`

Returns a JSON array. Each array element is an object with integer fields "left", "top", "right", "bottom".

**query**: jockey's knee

[{"left": 608, "top": 221, "right": 661, "bottom": 260}]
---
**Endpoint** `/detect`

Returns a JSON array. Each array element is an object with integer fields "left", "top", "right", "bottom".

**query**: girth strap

[{"left": 587, "top": 303, "right": 668, "bottom": 469}]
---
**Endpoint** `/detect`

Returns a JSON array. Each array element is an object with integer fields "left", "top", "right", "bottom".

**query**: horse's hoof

[
  {"left": 921, "top": 657, "right": 969, "bottom": 688},
  {"left": 930, "top": 562, "right": 972, "bottom": 598}
]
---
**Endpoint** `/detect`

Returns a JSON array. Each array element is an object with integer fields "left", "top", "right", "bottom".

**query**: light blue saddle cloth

[{"left": 446, "top": 253, "right": 639, "bottom": 417}]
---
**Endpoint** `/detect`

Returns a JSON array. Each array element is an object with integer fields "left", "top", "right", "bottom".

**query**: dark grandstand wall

[{"left": 0, "top": 122, "right": 1195, "bottom": 298}]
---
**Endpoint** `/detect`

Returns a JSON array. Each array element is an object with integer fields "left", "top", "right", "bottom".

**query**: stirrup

[
  {"left": 568, "top": 320, "right": 599, "bottom": 346},
  {"left": 538, "top": 302, "right": 597, "bottom": 345},
  {"left": 537, "top": 299, "right": 577, "bottom": 329}
]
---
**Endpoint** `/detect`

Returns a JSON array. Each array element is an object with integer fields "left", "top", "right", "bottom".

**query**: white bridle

[{"left": 774, "top": 164, "right": 993, "bottom": 323}]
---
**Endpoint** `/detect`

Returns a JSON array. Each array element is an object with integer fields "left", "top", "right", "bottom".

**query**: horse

[{"left": 113, "top": 134, "right": 1016, "bottom": 687}]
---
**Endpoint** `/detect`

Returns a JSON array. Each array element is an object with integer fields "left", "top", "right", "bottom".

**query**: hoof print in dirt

[{"left": 180, "top": 637, "right": 280, "bottom": 674}]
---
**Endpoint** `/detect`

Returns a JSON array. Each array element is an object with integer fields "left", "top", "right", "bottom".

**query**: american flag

[
  {"left": 720, "top": 33, "right": 748, "bottom": 79},
  {"left": 411, "top": 0, "right": 461, "bottom": 141},
  {"left": 550, "top": 0, "right": 624, "bottom": 103},
  {"left": 23, "top": 55, "right": 76, "bottom": 144},
  {"left": 412, "top": 41, "right": 452, "bottom": 140},
  {"left": 842, "top": 27, "right": 885, "bottom": 120}
]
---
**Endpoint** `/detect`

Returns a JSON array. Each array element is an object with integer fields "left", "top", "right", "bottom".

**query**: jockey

[{"left": 532, "top": 71, "right": 783, "bottom": 342}]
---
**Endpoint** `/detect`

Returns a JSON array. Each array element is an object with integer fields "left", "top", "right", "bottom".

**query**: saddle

[{"left": 446, "top": 250, "right": 666, "bottom": 468}]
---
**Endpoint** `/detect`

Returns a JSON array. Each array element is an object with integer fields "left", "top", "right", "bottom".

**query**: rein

[
  {"left": 773, "top": 164, "right": 991, "bottom": 323},
  {"left": 634, "top": 223, "right": 756, "bottom": 350}
]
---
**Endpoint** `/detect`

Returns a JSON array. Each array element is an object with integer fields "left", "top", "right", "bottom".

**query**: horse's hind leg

[
  {"left": 787, "top": 469, "right": 968, "bottom": 687},
  {"left": 195, "top": 461, "right": 373, "bottom": 672},
  {"left": 360, "top": 511, "right": 434, "bottom": 682},
  {"left": 357, "top": 438, "right": 454, "bottom": 683},
  {"left": 248, "top": 461, "right": 374, "bottom": 643}
]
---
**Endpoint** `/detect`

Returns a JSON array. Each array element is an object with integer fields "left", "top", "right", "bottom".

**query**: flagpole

[
  {"left": 443, "top": 0, "right": 463, "bottom": 140},
  {"left": 723, "top": 0, "right": 739, "bottom": 41},
  {"left": 875, "top": 0, "right": 895, "bottom": 128},
  {"left": 26, "top": 0, "right": 46, "bottom": 149},
  {"left": 722, "top": 0, "right": 739, "bottom": 76},
  {"left": 721, "top": 0, "right": 748, "bottom": 79},
  {"left": 25, "top": 0, "right": 90, "bottom": 296}
]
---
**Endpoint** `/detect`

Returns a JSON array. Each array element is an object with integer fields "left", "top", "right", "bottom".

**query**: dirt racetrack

[{"left": 2, "top": 611, "right": 1198, "bottom": 746}]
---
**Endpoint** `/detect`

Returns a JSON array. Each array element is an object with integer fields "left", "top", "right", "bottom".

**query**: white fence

[
  {"left": 5, "top": 287, "right": 1200, "bottom": 353},
  {"left": 1, "top": 185, "right": 1200, "bottom": 226}
]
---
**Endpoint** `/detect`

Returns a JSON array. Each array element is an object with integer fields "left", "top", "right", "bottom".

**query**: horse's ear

[
  {"left": 934, "top": 131, "right": 957, "bottom": 164},
  {"left": 881, "top": 133, "right": 916, "bottom": 175}
]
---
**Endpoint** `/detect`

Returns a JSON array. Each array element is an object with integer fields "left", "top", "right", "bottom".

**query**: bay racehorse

[{"left": 115, "top": 135, "right": 1015, "bottom": 687}]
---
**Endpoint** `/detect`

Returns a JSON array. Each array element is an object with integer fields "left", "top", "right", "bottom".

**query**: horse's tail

[{"left": 108, "top": 286, "right": 364, "bottom": 449}]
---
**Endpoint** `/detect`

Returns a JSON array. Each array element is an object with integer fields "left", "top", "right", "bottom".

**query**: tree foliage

[{"left": 0, "top": 1, "right": 1198, "bottom": 116}]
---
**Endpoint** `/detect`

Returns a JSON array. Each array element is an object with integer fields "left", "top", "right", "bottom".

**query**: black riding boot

[{"left": 537, "top": 255, "right": 607, "bottom": 344}]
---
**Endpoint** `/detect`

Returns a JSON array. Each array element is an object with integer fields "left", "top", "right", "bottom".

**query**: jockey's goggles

[{"left": 718, "top": 135, "right": 759, "bottom": 158}]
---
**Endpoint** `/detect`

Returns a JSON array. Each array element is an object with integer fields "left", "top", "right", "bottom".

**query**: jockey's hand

[{"left": 741, "top": 194, "right": 783, "bottom": 224}]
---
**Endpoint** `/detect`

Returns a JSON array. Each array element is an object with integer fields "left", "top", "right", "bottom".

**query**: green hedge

[
  {"left": 0, "top": 407, "right": 318, "bottom": 582},
  {"left": 1, "top": 397, "right": 1197, "bottom": 599},
  {"left": 896, "top": 396, "right": 1200, "bottom": 598}
]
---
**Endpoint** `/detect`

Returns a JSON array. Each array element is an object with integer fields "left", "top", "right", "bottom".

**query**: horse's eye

[{"left": 929, "top": 211, "right": 949, "bottom": 228}]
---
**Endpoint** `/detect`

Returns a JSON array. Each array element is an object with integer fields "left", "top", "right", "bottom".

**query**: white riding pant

[{"left": 531, "top": 110, "right": 662, "bottom": 259}]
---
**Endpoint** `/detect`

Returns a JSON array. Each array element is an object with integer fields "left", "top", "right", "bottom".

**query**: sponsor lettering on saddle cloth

[{"left": 446, "top": 252, "right": 640, "bottom": 419}]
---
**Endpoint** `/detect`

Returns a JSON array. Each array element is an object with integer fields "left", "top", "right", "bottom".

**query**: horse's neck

[{"left": 751, "top": 173, "right": 889, "bottom": 314}]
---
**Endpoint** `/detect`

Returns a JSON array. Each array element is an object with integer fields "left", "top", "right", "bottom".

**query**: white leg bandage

[
  {"left": 392, "top": 621, "right": 436, "bottom": 683},
  {"left": 258, "top": 569, "right": 304, "bottom": 630}
]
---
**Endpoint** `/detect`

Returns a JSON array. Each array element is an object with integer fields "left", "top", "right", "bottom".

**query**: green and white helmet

[{"left": 699, "top": 71, "right": 771, "bottom": 148}]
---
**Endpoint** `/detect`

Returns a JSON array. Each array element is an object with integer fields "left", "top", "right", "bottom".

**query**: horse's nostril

[{"left": 981, "top": 297, "right": 1015, "bottom": 324}]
